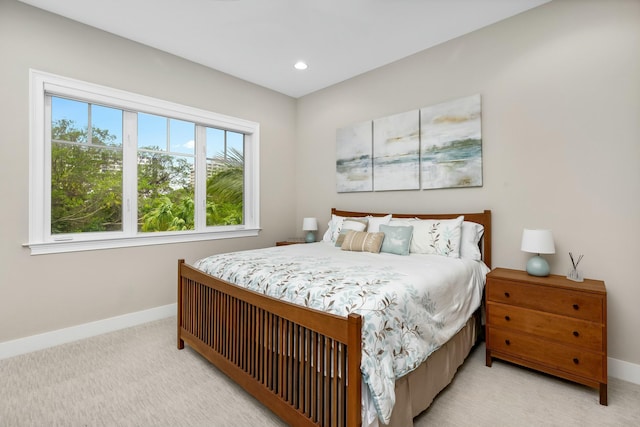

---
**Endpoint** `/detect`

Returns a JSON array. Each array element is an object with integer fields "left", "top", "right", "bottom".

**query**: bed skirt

[{"left": 381, "top": 312, "right": 480, "bottom": 427}]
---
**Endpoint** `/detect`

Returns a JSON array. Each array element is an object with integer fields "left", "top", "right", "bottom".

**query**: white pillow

[
  {"left": 342, "top": 219, "right": 368, "bottom": 232},
  {"left": 334, "top": 219, "right": 369, "bottom": 246},
  {"left": 322, "top": 214, "right": 367, "bottom": 243},
  {"left": 322, "top": 226, "right": 333, "bottom": 243},
  {"left": 388, "top": 218, "right": 413, "bottom": 227},
  {"left": 366, "top": 214, "right": 392, "bottom": 232},
  {"left": 460, "top": 221, "right": 484, "bottom": 261},
  {"left": 409, "top": 216, "right": 464, "bottom": 258},
  {"left": 322, "top": 214, "right": 343, "bottom": 243}
]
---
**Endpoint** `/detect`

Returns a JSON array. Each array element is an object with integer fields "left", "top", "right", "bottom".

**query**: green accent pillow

[{"left": 380, "top": 224, "right": 413, "bottom": 256}]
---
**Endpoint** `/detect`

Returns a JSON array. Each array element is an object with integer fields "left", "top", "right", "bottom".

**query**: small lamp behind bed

[{"left": 303, "top": 217, "right": 318, "bottom": 243}]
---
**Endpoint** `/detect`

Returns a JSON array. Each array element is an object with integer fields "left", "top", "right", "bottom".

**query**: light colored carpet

[{"left": 1, "top": 317, "right": 638, "bottom": 427}]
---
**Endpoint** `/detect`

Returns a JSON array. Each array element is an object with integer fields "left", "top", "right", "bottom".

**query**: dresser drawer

[
  {"left": 487, "top": 278, "right": 603, "bottom": 322},
  {"left": 487, "top": 302, "right": 603, "bottom": 351},
  {"left": 487, "top": 327, "right": 605, "bottom": 381}
]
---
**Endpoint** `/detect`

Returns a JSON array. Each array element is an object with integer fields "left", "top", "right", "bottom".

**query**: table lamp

[
  {"left": 303, "top": 217, "right": 318, "bottom": 243},
  {"left": 521, "top": 229, "right": 555, "bottom": 276}
]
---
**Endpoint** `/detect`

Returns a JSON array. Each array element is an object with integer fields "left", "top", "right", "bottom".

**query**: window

[{"left": 28, "top": 70, "right": 260, "bottom": 254}]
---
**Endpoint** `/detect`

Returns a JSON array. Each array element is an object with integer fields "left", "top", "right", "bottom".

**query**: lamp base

[
  {"left": 305, "top": 231, "right": 315, "bottom": 243},
  {"left": 526, "top": 255, "right": 550, "bottom": 277}
]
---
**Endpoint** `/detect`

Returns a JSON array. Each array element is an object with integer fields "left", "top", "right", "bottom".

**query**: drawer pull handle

[
  {"left": 573, "top": 358, "right": 580, "bottom": 365},
  {"left": 573, "top": 304, "right": 579, "bottom": 310},
  {"left": 573, "top": 331, "right": 580, "bottom": 337},
  {"left": 505, "top": 315, "right": 511, "bottom": 321},
  {"left": 504, "top": 292, "right": 510, "bottom": 298},
  {"left": 505, "top": 339, "right": 511, "bottom": 346}
]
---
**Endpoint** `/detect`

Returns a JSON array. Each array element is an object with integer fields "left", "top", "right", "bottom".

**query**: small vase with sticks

[{"left": 567, "top": 252, "right": 584, "bottom": 282}]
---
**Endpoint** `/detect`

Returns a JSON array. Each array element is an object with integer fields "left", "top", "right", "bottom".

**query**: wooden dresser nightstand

[
  {"left": 275, "top": 240, "right": 306, "bottom": 246},
  {"left": 485, "top": 268, "right": 607, "bottom": 405}
]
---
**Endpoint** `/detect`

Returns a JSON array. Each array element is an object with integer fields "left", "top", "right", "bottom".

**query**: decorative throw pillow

[
  {"left": 335, "top": 219, "right": 368, "bottom": 247},
  {"left": 459, "top": 221, "right": 484, "bottom": 261},
  {"left": 322, "top": 214, "right": 341, "bottom": 243},
  {"left": 321, "top": 224, "right": 333, "bottom": 243},
  {"left": 341, "top": 231, "right": 385, "bottom": 253},
  {"left": 409, "top": 216, "right": 464, "bottom": 257},
  {"left": 323, "top": 215, "right": 345, "bottom": 243},
  {"left": 327, "top": 214, "right": 342, "bottom": 242},
  {"left": 379, "top": 224, "right": 413, "bottom": 256},
  {"left": 365, "top": 214, "right": 392, "bottom": 232},
  {"left": 325, "top": 215, "right": 368, "bottom": 243}
]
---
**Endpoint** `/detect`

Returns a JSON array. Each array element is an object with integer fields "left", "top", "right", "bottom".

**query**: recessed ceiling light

[{"left": 294, "top": 61, "right": 308, "bottom": 70}]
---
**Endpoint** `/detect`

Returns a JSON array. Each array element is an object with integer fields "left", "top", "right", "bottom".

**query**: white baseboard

[
  {"left": 2, "top": 304, "right": 640, "bottom": 388},
  {"left": 609, "top": 356, "right": 640, "bottom": 386},
  {"left": 0, "top": 303, "right": 176, "bottom": 360}
]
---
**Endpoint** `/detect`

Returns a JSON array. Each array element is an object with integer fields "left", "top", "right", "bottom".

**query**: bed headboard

[{"left": 331, "top": 208, "right": 492, "bottom": 268}]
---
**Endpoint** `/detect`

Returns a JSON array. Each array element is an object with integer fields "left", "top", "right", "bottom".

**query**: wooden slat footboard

[{"left": 177, "top": 259, "right": 363, "bottom": 427}]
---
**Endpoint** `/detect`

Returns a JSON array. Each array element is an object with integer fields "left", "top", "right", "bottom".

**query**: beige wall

[
  {"left": 295, "top": 0, "right": 640, "bottom": 364},
  {"left": 0, "top": 0, "right": 297, "bottom": 341},
  {"left": 2, "top": 0, "right": 639, "bottom": 369}
]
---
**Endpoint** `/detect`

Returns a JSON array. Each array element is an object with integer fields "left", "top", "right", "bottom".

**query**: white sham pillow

[
  {"left": 409, "top": 216, "right": 464, "bottom": 258},
  {"left": 460, "top": 221, "right": 484, "bottom": 261},
  {"left": 335, "top": 219, "right": 368, "bottom": 246},
  {"left": 321, "top": 217, "right": 336, "bottom": 243},
  {"left": 322, "top": 214, "right": 343, "bottom": 243},
  {"left": 366, "top": 214, "right": 392, "bottom": 232},
  {"left": 322, "top": 227, "right": 333, "bottom": 243},
  {"left": 322, "top": 214, "right": 368, "bottom": 243},
  {"left": 388, "top": 218, "right": 413, "bottom": 227},
  {"left": 342, "top": 219, "right": 368, "bottom": 231}
]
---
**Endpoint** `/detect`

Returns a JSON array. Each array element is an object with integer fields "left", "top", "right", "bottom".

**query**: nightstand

[
  {"left": 275, "top": 239, "right": 306, "bottom": 246},
  {"left": 485, "top": 268, "right": 607, "bottom": 405}
]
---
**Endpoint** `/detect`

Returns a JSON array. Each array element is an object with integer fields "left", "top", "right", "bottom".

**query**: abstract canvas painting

[
  {"left": 336, "top": 94, "right": 482, "bottom": 192},
  {"left": 373, "top": 110, "right": 420, "bottom": 191},
  {"left": 336, "top": 121, "right": 373, "bottom": 192},
  {"left": 420, "top": 94, "right": 482, "bottom": 189}
]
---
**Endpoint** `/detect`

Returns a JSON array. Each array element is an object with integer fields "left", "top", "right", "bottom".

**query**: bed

[{"left": 177, "top": 208, "right": 492, "bottom": 426}]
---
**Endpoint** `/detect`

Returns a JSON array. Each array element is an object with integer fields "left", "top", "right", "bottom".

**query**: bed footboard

[{"left": 177, "top": 259, "right": 363, "bottom": 427}]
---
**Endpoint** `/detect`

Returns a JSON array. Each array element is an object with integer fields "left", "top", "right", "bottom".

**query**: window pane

[
  {"left": 137, "top": 151, "right": 195, "bottom": 232},
  {"left": 206, "top": 128, "right": 244, "bottom": 227},
  {"left": 227, "top": 131, "right": 244, "bottom": 155},
  {"left": 51, "top": 97, "right": 88, "bottom": 143},
  {"left": 91, "top": 104, "right": 122, "bottom": 147},
  {"left": 170, "top": 118, "right": 194, "bottom": 155},
  {"left": 138, "top": 112, "right": 167, "bottom": 150},
  {"left": 51, "top": 143, "right": 123, "bottom": 233},
  {"left": 50, "top": 96, "right": 123, "bottom": 234},
  {"left": 206, "top": 127, "right": 224, "bottom": 158},
  {"left": 138, "top": 113, "right": 195, "bottom": 232}
]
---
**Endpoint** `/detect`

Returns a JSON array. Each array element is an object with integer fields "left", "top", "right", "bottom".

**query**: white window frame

[{"left": 27, "top": 69, "right": 260, "bottom": 255}]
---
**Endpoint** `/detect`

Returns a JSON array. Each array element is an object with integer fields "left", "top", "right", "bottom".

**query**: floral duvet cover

[{"left": 193, "top": 242, "right": 488, "bottom": 424}]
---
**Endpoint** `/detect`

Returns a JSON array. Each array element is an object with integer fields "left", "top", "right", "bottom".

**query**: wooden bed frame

[{"left": 177, "top": 209, "right": 491, "bottom": 427}]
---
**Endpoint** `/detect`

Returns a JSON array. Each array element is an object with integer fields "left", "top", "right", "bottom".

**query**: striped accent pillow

[{"left": 340, "top": 231, "right": 384, "bottom": 253}]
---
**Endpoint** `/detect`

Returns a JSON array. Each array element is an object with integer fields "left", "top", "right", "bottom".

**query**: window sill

[{"left": 25, "top": 228, "right": 261, "bottom": 255}]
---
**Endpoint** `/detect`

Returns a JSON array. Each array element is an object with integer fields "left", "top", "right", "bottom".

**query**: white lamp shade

[
  {"left": 521, "top": 229, "right": 555, "bottom": 254},
  {"left": 302, "top": 217, "right": 318, "bottom": 231}
]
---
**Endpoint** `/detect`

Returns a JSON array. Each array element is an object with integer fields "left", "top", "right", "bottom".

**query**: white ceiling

[{"left": 18, "top": 0, "right": 551, "bottom": 98}]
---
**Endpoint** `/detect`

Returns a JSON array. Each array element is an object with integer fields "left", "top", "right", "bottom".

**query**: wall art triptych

[{"left": 336, "top": 94, "right": 482, "bottom": 193}]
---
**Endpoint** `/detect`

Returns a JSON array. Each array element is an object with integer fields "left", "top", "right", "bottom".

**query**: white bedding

[{"left": 193, "top": 241, "right": 489, "bottom": 424}]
